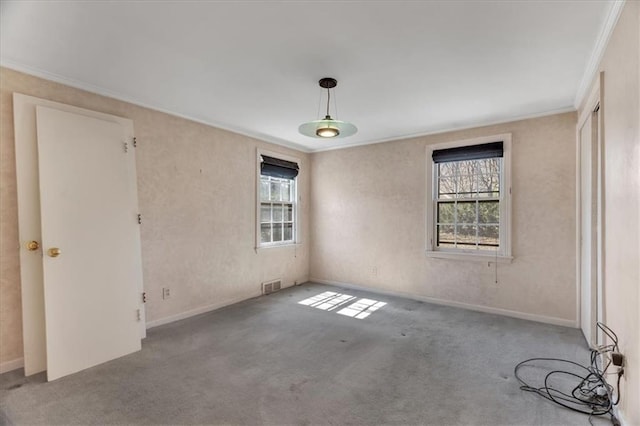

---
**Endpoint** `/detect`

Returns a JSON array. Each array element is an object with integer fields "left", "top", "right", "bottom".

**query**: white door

[
  {"left": 579, "top": 113, "right": 598, "bottom": 347},
  {"left": 35, "top": 105, "right": 142, "bottom": 380}
]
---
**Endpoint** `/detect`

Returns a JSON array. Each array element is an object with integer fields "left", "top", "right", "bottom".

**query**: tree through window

[
  {"left": 427, "top": 137, "right": 511, "bottom": 259},
  {"left": 436, "top": 157, "right": 501, "bottom": 250},
  {"left": 258, "top": 153, "right": 298, "bottom": 247}
]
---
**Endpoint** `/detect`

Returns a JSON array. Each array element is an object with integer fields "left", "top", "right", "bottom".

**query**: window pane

[
  {"left": 273, "top": 204, "right": 283, "bottom": 222},
  {"left": 260, "top": 179, "right": 269, "bottom": 201},
  {"left": 456, "top": 224, "right": 477, "bottom": 246},
  {"left": 283, "top": 223, "right": 293, "bottom": 241},
  {"left": 478, "top": 201, "right": 499, "bottom": 223},
  {"left": 478, "top": 225, "right": 499, "bottom": 247},
  {"left": 437, "top": 202, "right": 455, "bottom": 223},
  {"left": 486, "top": 158, "right": 501, "bottom": 173},
  {"left": 260, "top": 204, "right": 271, "bottom": 222},
  {"left": 457, "top": 160, "right": 479, "bottom": 176},
  {"left": 438, "top": 177, "right": 456, "bottom": 198},
  {"left": 433, "top": 155, "right": 504, "bottom": 253},
  {"left": 457, "top": 201, "right": 477, "bottom": 224},
  {"left": 281, "top": 182, "right": 291, "bottom": 202},
  {"left": 437, "top": 224, "right": 455, "bottom": 245},
  {"left": 438, "top": 162, "right": 456, "bottom": 178},
  {"left": 456, "top": 175, "right": 476, "bottom": 198},
  {"left": 270, "top": 181, "right": 280, "bottom": 201},
  {"left": 272, "top": 223, "right": 283, "bottom": 242},
  {"left": 478, "top": 174, "right": 500, "bottom": 197},
  {"left": 259, "top": 161, "right": 297, "bottom": 247},
  {"left": 261, "top": 224, "right": 271, "bottom": 243}
]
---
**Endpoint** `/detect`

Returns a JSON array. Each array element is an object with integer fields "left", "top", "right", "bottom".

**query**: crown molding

[
  {"left": 574, "top": 0, "right": 626, "bottom": 108},
  {"left": 309, "top": 106, "right": 576, "bottom": 153},
  {"left": 0, "top": 60, "right": 577, "bottom": 155},
  {"left": 0, "top": 60, "right": 312, "bottom": 154}
]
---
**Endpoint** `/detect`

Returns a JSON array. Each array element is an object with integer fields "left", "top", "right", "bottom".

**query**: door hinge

[
  {"left": 137, "top": 214, "right": 142, "bottom": 225},
  {"left": 136, "top": 309, "right": 141, "bottom": 321},
  {"left": 142, "top": 292, "right": 147, "bottom": 303},
  {"left": 124, "top": 142, "right": 129, "bottom": 153},
  {"left": 132, "top": 137, "right": 137, "bottom": 148}
]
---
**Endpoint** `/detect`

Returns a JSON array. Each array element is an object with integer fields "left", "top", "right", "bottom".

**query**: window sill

[
  {"left": 425, "top": 250, "right": 513, "bottom": 264},
  {"left": 256, "top": 243, "right": 302, "bottom": 251}
]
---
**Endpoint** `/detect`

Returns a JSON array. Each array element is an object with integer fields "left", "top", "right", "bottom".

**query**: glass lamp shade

[{"left": 298, "top": 117, "right": 357, "bottom": 139}]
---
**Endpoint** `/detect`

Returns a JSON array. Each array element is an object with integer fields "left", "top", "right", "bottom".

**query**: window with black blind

[
  {"left": 427, "top": 137, "right": 511, "bottom": 258},
  {"left": 258, "top": 154, "right": 298, "bottom": 246}
]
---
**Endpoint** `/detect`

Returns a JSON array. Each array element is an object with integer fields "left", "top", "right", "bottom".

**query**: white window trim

[
  {"left": 425, "top": 133, "right": 513, "bottom": 263},
  {"left": 256, "top": 148, "right": 301, "bottom": 250}
]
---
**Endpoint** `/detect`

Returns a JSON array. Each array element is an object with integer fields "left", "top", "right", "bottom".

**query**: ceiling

[{"left": 0, "top": 1, "right": 616, "bottom": 152}]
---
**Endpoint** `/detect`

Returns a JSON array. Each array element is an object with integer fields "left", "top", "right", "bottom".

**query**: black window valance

[
  {"left": 432, "top": 142, "right": 503, "bottom": 163},
  {"left": 261, "top": 155, "right": 299, "bottom": 179}
]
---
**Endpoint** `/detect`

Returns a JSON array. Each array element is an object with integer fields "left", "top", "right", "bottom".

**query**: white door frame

[
  {"left": 13, "top": 93, "right": 146, "bottom": 376},
  {"left": 576, "top": 72, "right": 605, "bottom": 347}
]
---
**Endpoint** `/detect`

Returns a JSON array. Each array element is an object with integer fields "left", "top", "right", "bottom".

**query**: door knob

[
  {"left": 26, "top": 241, "right": 40, "bottom": 251},
  {"left": 47, "top": 248, "right": 61, "bottom": 258}
]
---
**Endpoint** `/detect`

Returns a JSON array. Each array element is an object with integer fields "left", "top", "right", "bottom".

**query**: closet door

[{"left": 35, "top": 105, "right": 142, "bottom": 380}]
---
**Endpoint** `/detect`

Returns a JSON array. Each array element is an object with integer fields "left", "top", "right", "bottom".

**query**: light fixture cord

[{"left": 326, "top": 87, "right": 331, "bottom": 117}]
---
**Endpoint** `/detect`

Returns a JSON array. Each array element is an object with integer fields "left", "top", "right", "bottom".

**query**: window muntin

[
  {"left": 259, "top": 174, "right": 295, "bottom": 245},
  {"left": 435, "top": 157, "right": 503, "bottom": 252}
]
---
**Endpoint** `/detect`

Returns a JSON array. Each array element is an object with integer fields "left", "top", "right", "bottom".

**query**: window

[
  {"left": 257, "top": 152, "right": 299, "bottom": 247},
  {"left": 426, "top": 135, "right": 512, "bottom": 261}
]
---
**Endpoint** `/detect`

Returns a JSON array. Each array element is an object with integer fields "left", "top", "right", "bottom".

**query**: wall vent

[{"left": 262, "top": 279, "right": 282, "bottom": 295}]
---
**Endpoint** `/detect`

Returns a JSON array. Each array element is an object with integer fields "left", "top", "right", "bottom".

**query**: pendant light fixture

[{"left": 298, "top": 77, "right": 357, "bottom": 139}]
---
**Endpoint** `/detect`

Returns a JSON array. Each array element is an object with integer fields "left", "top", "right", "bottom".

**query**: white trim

[
  {"left": 425, "top": 133, "right": 512, "bottom": 260},
  {"left": 577, "top": 73, "right": 604, "bottom": 128},
  {"left": 613, "top": 405, "right": 629, "bottom": 426},
  {"left": 2, "top": 61, "right": 576, "bottom": 155},
  {"left": 575, "top": 112, "right": 582, "bottom": 337},
  {"left": 424, "top": 251, "right": 513, "bottom": 263},
  {"left": 595, "top": 81, "right": 605, "bottom": 346},
  {"left": 12, "top": 93, "right": 146, "bottom": 378},
  {"left": 311, "top": 279, "right": 577, "bottom": 328},
  {"left": 575, "top": 72, "right": 604, "bottom": 345},
  {"left": 0, "top": 60, "right": 312, "bottom": 154},
  {"left": 311, "top": 107, "right": 575, "bottom": 153},
  {"left": 574, "top": 0, "right": 625, "bottom": 108},
  {"left": 255, "top": 242, "right": 304, "bottom": 252},
  {"left": 256, "top": 148, "right": 301, "bottom": 250},
  {"left": 146, "top": 291, "right": 261, "bottom": 329},
  {"left": 0, "top": 358, "right": 24, "bottom": 374}
]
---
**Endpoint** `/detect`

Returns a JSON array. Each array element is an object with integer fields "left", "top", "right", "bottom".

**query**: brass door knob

[
  {"left": 47, "top": 248, "right": 61, "bottom": 258},
  {"left": 26, "top": 241, "right": 40, "bottom": 251}
]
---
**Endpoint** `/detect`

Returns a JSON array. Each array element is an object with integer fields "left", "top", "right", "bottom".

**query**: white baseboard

[
  {"left": 2, "top": 286, "right": 293, "bottom": 373},
  {"left": 311, "top": 278, "right": 577, "bottom": 328},
  {"left": 146, "top": 290, "right": 264, "bottom": 329},
  {"left": 146, "top": 280, "right": 302, "bottom": 329},
  {"left": 0, "top": 357, "right": 24, "bottom": 374},
  {"left": 613, "top": 405, "right": 628, "bottom": 426}
]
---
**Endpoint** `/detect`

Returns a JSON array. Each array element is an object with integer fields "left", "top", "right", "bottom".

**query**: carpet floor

[{"left": 0, "top": 282, "right": 613, "bottom": 425}]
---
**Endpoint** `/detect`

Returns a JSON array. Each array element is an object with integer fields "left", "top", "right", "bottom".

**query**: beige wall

[
  {"left": 578, "top": 2, "right": 639, "bottom": 424},
  {"left": 0, "top": 68, "right": 310, "bottom": 367},
  {"left": 310, "top": 112, "right": 577, "bottom": 324}
]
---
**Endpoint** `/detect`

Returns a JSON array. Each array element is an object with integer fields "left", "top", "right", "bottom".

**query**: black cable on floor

[{"left": 514, "top": 322, "right": 623, "bottom": 425}]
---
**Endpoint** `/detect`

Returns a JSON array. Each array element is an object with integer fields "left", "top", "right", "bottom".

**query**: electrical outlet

[
  {"left": 162, "top": 287, "right": 171, "bottom": 300},
  {"left": 611, "top": 352, "right": 624, "bottom": 367}
]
